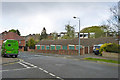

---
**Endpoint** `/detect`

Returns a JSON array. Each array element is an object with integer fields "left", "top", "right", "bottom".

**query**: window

[
  {"left": 56, "top": 45, "right": 61, "bottom": 50},
  {"left": 19, "top": 40, "right": 21, "bottom": 44},
  {"left": 41, "top": 45, "right": 45, "bottom": 50},
  {"left": 62, "top": 45, "right": 67, "bottom": 50},
  {"left": 50, "top": 45, "right": 55, "bottom": 50},
  {"left": 76, "top": 45, "right": 82, "bottom": 50},
  {"left": 8, "top": 44, "right": 11, "bottom": 47},
  {"left": 37, "top": 45, "right": 40, "bottom": 49},
  {"left": 69, "top": 45, "right": 75, "bottom": 50},
  {"left": 46, "top": 45, "right": 50, "bottom": 50}
]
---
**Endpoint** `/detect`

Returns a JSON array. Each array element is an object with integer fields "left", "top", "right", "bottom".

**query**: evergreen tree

[{"left": 40, "top": 27, "right": 48, "bottom": 40}]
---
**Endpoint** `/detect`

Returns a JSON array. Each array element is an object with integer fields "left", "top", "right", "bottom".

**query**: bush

[
  {"left": 99, "top": 43, "right": 120, "bottom": 54},
  {"left": 106, "top": 43, "right": 120, "bottom": 53},
  {"left": 99, "top": 43, "right": 112, "bottom": 55}
]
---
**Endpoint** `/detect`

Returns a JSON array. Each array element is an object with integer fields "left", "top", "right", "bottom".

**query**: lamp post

[{"left": 73, "top": 16, "right": 80, "bottom": 56}]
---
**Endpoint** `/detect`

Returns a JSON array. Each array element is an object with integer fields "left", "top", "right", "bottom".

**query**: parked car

[{"left": 93, "top": 44, "right": 103, "bottom": 55}]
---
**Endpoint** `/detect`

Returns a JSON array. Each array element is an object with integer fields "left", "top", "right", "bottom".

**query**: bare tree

[
  {"left": 105, "top": 3, "right": 119, "bottom": 33},
  {"left": 118, "top": 1, "right": 120, "bottom": 45}
]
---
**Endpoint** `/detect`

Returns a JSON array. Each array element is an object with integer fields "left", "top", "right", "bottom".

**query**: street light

[{"left": 73, "top": 16, "right": 80, "bottom": 56}]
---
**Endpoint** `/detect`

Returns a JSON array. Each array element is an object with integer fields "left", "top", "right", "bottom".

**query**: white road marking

[
  {"left": 39, "top": 68, "right": 43, "bottom": 70},
  {"left": 38, "top": 67, "right": 63, "bottom": 80},
  {"left": 18, "top": 62, "right": 30, "bottom": 68},
  {"left": 56, "top": 76, "right": 64, "bottom": 80},
  {"left": 21, "top": 61, "right": 37, "bottom": 68},
  {"left": 43, "top": 70, "right": 48, "bottom": 73},
  {"left": 56, "top": 76, "right": 61, "bottom": 79},
  {"left": 5, "top": 59, "right": 64, "bottom": 80},
  {"left": 49, "top": 73, "right": 55, "bottom": 77}
]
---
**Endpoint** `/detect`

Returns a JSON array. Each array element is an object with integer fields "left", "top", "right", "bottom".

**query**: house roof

[
  {"left": 37, "top": 37, "right": 118, "bottom": 46},
  {"left": 2, "top": 32, "right": 25, "bottom": 40}
]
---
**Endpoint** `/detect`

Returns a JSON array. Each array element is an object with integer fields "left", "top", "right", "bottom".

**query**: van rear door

[{"left": 5, "top": 40, "right": 19, "bottom": 54}]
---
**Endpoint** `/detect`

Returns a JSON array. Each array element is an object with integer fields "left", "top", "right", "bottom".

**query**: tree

[
  {"left": 52, "top": 32, "right": 58, "bottom": 40},
  {"left": 9, "top": 29, "right": 21, "bottom": 36},
  {"left": 9, "top": 29, "right": 16, "bottom": 33},
  {"left": 80, "top": 26, "right": 105, "bottom": 38},
  {"left": 40, "top": 27, "right": 48, "bottom": 40},
  {"left": 65, "top": 24, "right": 75, "bottom": 37},
  {"left": 16, "top": 29, "right": 21, "bottom": 36},
  {"left": 28, "top": 38, "right": 35, "bottom": 49},
  {"left": 105, "top": 4, "right": 119, "bottom": 32},
  {"left": 62, "top": 24, "right": 75, "bottom": 39}
]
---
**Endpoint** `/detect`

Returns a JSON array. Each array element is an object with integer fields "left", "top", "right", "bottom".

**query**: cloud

[
  {"left": 2, "top": 0, "right": 119, "bottom": 2},
  {"left": 1, "top": 2, "right": 117, "bottom": 36}
]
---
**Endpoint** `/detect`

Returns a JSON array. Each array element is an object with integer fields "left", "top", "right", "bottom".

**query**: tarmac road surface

[{"left": 1, "top": 52, "right": 119, "bottom": 80}]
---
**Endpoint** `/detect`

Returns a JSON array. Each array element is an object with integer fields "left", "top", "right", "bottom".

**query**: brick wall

[
  {"left": 0, "top": 40, "right": 3, "bottom": 48},
  {"left": 35, "top": 49, "right": 79, "bottom": 55},
  {"left": 18, "top": 40, "right": 25, "bottom": 46}
]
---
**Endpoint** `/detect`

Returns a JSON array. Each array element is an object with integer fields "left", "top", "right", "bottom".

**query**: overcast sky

[{"left": 1, "top": 1, "right": 118, "bottom": 36}]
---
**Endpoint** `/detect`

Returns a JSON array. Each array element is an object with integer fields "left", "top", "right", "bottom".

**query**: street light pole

[{"left": 73, "top": 16, "right": 80, "bottom": 56}]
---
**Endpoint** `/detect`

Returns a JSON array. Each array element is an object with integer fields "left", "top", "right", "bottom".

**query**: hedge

[
  {"left": 106, "top": 43, "right": 120, "bottom": 53},
  {"left": 99, "top": 43, "right": 120, "bottom": 54}
]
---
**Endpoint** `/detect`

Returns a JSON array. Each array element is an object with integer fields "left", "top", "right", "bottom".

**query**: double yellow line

[{"left": 3, "top": 58, "right": 23, "bottom": 66}]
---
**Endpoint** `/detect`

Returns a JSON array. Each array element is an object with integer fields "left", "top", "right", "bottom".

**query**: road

[{"left": 2, "top": 52, "right": 119, "bottom": 80}]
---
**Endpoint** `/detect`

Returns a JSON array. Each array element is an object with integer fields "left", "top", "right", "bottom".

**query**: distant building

[
  {"left": 35, "top": 37, "right": 118, "bottom": 50},
  {"left": 0, "top": 32, "right": 25, "bottom": 51},
  {"left": 24, "top": 34, "right": 40, "bottom": 42},
  {"left": 34, "top": 37, "right": 118, "bottom": 55}
]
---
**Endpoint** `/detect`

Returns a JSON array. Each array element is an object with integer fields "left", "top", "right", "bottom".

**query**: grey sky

[{"left": 1, "top": 2, "right": 118, "bottom": 36}]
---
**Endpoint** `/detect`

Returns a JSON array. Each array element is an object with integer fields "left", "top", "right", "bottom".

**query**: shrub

[
  {"left": 99, "top": 43, "right": 120, "bottom": 54},
  {"left": 99, "top": 43, "right": 112, "bottom": 55},
  {"left": 106, "top": 43, "right": 120, "bottom": 53}
]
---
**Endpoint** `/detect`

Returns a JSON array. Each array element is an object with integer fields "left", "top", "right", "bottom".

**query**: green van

[{"left": 1, "top": 39, "right": 19, "bottom": 58}]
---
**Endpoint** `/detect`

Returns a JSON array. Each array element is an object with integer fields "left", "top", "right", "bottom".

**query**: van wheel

[
  {"left": 2, "top": 54, "right": 5, "bottom": 57},
  {"left": 15, "top": 55, "right": 17, "bottom": 58},
  {"left": 10, "top": 55, "right": 13, "bottom": 58}
]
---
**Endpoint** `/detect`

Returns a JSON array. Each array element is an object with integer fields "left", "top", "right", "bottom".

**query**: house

[
  {"left": 24, "top": 34, "right": 40, "bottom": 42},
  {"left": 0, "top": 32, "right": 25, "bottom": 51}
]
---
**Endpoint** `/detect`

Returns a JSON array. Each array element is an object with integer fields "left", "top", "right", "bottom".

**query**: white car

[{"left": 93, "top": 44, "right": 103, "bottom": 55}]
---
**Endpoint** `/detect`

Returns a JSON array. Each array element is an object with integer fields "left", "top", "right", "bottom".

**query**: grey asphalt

[{"left": 2, "top": 52, "right": 119, "bottom": 79}]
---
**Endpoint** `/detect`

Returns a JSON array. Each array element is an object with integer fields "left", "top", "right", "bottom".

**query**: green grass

[{"left": 84, "top": 57, "right": 120, "bottom": 64}]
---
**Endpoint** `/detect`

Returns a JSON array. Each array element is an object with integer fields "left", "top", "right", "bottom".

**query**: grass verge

[{"left": 84, "top": 57, "right": 120, "bottom": 64}]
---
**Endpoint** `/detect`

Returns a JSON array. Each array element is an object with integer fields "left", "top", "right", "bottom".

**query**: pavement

[{"left": 0, "top": 56, "right": 19, "bottom": 65}]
